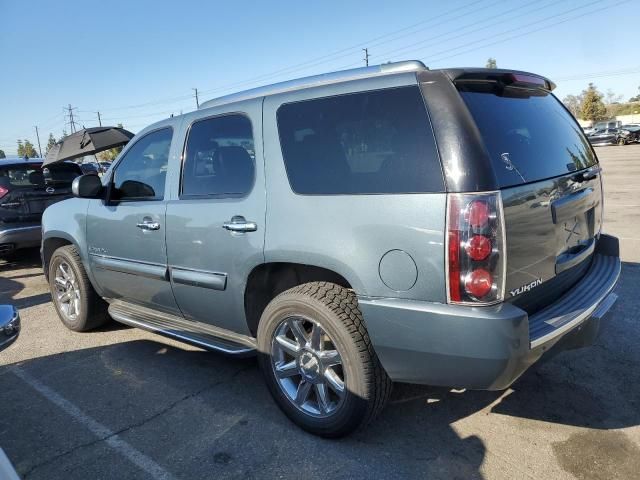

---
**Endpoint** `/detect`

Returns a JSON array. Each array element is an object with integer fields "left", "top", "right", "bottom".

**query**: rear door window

[
  {"left": 277, "top": 86, "right": 443, "bottom": 194},
  {"left": 458, "top": 84, "right": 597, "bottom": 188},
  {"left": 181, "top": 114, "right": 255, "bottom": 197}
]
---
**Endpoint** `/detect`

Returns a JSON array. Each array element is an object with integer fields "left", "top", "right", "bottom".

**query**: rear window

[
  {"left": 0, "top": 163, "right": 82, "bottom": 188},
  {"left": 0, "top": 164, "right": 45, "bottom": 187},
  {"left": 277, "top": 86, "right": 443, "bottom": 194},
  {"left": 458, "top": 84, "right": 597, "bottom": 188},
  {"left": 45, "top": 163, "right": 82, "bottom": 184}
]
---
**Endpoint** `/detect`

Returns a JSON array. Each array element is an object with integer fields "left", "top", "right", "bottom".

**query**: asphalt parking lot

[{"left": 1, "top": 145, "right": 639, "bottom": 480}]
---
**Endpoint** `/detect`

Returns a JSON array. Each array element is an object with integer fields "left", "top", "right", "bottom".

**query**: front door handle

[
  {"left": 223, "top": 216, "right": 257, "bottom": 233},
  {"left": 136, "top": 220, "right": 160, "bottom": 231}
]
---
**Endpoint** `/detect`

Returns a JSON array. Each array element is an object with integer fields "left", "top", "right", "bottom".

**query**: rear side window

[
  {"left": 458, "top": 84, "right": 597, "bottom": 188},
  {"left": 277, "top": 86, "right": 443, "bottom": 194},
  {"left": 181, "top": 114, "right": 255, "bottom": 197},
  {"left": 0, "top": 164, "right": 45, "bottom": 187}
]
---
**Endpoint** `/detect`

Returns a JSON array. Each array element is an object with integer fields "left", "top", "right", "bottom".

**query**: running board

[{"left": 108, "top": 301, "right": 256, "bottom": 356}]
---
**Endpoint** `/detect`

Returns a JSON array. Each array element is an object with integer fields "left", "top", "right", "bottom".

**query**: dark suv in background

[{"left": 0, "top": 159, "right": 81, "bottom": 255}]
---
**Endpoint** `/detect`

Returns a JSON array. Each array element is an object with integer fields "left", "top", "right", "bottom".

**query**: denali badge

[{"left": 510, "top": 278, "right": 543, "bottom": 297}]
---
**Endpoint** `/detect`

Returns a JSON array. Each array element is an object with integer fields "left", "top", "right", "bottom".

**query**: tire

[
  {"left": 257, "top": 282, "right": 392, "bottom": 437},
  {"left": 48, "top": 245, "right": 110, "bottom": 332},
  {"left": 618, "top": 137, "right": 626, "bottom": 146}
]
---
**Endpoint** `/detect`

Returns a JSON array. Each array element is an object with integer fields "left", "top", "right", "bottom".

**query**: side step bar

[{"left": 108, "top": 301, "right": 256, "bottom": 356}]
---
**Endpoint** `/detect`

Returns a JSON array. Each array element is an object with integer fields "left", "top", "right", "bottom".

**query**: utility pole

[
  {"left": 96, "top": 111, "right": 102, "bottom": 126},
  {"left": 34, "top": 126, "right": 43, "bottom": 158},
  {"left": 363, "top": 48, "right": 370, "bottom": 67},
  {"left": 66, "top": 104, "right": 77, "bottom": 133},
  {"left": 193, "top": 88, "right": 200, "bottom": 109}
]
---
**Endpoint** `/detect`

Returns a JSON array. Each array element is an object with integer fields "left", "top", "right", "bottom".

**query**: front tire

[
  {"left": 49, "top": 245, "right": 110, "bottom": 331},
  {"left": 257, "top": 282, "right": 392, "bottom": 437}
]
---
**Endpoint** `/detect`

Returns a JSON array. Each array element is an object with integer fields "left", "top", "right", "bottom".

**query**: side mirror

[
  {"left": 72, "top": 174, "right": 103, "bottom": 199},
  {"left": 0, "top": 305, "right": 19, "bottom": 352}
]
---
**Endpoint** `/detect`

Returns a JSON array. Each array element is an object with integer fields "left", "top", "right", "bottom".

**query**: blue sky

[{"left": 1, "top": 0, "right": 638, "bottom": 155}]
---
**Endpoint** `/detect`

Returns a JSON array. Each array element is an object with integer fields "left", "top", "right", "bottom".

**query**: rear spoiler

[{"left": 442, "top": 68, "right": 556, "bottom": 91}]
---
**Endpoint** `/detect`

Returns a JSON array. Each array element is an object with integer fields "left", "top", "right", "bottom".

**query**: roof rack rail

[{"left": 199, "top": 60, "right": 427, "bottom": 110}]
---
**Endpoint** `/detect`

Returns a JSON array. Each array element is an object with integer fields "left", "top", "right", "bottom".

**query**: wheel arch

[
  {"left": 42, "top": 234, "right": 78, "bottom": 280},
  {"left": 244, "top": 262, "right": 354, "bottom": 336}
]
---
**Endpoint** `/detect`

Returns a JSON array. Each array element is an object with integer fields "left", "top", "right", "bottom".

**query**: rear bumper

[
  {"left": 0, "top": 224, "right": 41, "bottom": 252},
  {"left": 359, "top": 234, "right": 620, "bottom": 390}
]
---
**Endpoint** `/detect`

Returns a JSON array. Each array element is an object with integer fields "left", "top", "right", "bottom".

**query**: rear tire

[
  {"left": 257, "top": 282, "right": 392, "bottom": 437},
  {"left": 48, "top": 245, "right": 110, "bottom": 332}
]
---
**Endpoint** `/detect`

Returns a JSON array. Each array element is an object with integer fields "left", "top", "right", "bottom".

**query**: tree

[
  {"left": 0, "top": 150, "right": 5, "bottom": 159},
  {"left": 96, "top": 146, "right": 123, "bottom": 161},
  {"left": 603, "top": 89, "right": 624, "bottom": 117},
  {"left": 96, "top": 123, "right": 125, "bottom": 161},
  {"left": 23, "top": 140, "right": 38, "bottom": 158},
  {"left": 486, "top": 57, "right": 497, "bottom": 69},
  {"left": 580, "top": 83, "right": 607, "bottom": 121},
  {"left": 604, "top": 89, "right": 623, "bottom": 105},
  {"left": 630, "top": 86, "right": 640, "bottom": 102},
  {"left": 17, "top": 139, "right": 38, "bottom": 158},
  {"left": 562, "top": 94, "right": 583, "bottom": 118},
  {"left": 46, "top": 133, "right": 57, "bottom": 153}
]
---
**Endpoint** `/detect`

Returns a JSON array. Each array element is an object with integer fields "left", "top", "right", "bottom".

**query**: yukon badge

[{"left": 510, "top": 278, "right": 543, "bottom": 297}]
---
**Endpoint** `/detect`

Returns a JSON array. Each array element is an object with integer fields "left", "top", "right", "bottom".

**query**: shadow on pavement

[
  {"left": 0, "top": 339, "right": 488, "bottom": 480},
  {"left": 0, "top": 248, "right": 51, "bottom": 309},
  {"left": 0, "top": 261, "right": 637, "bottom": 479},
  {"left": 0, "top": 248, "right": 42, "bottom": 272}
]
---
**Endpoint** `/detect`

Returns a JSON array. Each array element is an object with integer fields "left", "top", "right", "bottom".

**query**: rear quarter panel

[{"left": 262, "top": 75, "right": 446, "bottom": 302}]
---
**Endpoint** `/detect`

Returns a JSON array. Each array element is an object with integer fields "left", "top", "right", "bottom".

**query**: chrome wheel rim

[
  {"left": 54, "top": 261, "right": 80, "bottom": 321},
  {"left": 271, "top": 316, "right": 345, "bottom": 418}
]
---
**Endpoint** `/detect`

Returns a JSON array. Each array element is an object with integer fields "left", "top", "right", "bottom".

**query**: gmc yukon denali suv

[{"left": 41, "top": 61, "right": 621, "bottom": 437}]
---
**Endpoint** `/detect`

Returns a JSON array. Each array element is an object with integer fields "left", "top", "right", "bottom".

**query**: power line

[
  {"left": 88, "top": 0, "right": 489, "bottom": 114},
  {"left": 0, "top": 0, "right": 545, "bottom": 136},
  {"left": 5, "top": 0, "right": 636, "bottom": 142},
  {"left": 555, "top": 67, "right": 640, "bottom": 82},
  {"left": 422, "top": 0, "right": 631, "bottom": 66},
  {"left": 366, "top": 0, "right": 556, "bottom": 63},
  {"left": 195, "top": 0, "right": 498, "bottom": 98}
]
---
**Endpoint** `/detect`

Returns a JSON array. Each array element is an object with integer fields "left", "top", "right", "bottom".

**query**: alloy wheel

[
  {"left": 270, "top": 316, "right": 345, "bottom": 417},
  {"left": 54, "top": 261, "right": 81, "bottom": 321}
]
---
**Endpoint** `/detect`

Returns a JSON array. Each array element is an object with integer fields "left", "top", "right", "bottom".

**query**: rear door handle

[
  {"left": 223, "top": 216, "right": 257, "bottom": 233},
  {"left": 136, "top": 220, "right": 160, "bottom": 231}
]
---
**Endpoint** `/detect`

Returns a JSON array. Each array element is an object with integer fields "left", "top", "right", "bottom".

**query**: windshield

[{"left": 458, "top": 84, "right": 597, "bottom": 188}]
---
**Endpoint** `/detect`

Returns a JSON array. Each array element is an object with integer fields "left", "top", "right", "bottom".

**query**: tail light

[
  {"left": 446, "top": 192, "right": 506, "bottom": 305},
  {"left": 0, "top": 186, "right": 8, "bottom": 199}
]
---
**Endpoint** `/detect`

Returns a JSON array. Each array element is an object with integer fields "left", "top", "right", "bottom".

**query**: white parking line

[{"left": 13, "top": 368, "right": 175, "bottom": 480}]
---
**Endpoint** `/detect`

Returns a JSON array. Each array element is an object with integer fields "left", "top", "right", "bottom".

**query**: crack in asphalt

[{"left": 21, "top": 364, "right": 254, "bottom": 479}]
